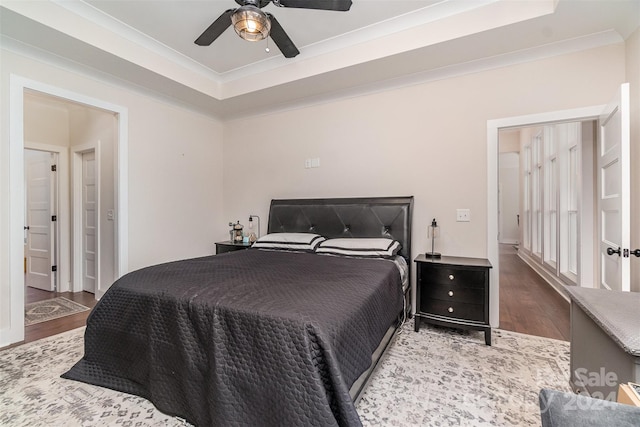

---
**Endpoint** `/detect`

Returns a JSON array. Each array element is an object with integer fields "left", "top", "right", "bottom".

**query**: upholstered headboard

[{"left": 267, "top": 196, "right": 414, "bottom": 264}]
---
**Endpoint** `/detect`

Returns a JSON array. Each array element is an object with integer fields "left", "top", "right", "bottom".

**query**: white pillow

[
  {"left": 252, "top": 233, "right": 325, "bottom": 252},
  {"left": 316, "top": 238, "right": 401, "bottom": 259}
]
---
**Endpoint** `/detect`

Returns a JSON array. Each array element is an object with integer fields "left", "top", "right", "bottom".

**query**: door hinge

[
  {"left": 623, "top": 248, "right": 629, "bottom": 258},
  {"left": 51, "top": 215, "right": 57, "bottom": 222},
  {"left": 51, "top": 164, "right": 57, "bottom": 172},
  {"left": 52, "top": 265, "right": 57, "bottom": 272}
]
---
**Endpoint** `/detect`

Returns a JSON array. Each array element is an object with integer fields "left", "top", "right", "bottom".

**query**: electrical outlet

[{"left": 456, "top": 209, "right": 471, "bottom": 222}]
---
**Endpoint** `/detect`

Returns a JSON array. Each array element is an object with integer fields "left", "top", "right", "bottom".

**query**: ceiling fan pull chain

[{"left": 266, "top": 37, "right": 270, "bottom": 53}]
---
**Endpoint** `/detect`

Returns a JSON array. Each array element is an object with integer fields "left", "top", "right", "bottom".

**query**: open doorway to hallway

[
  {"left": 497, "top": 120, "right": 597, "bottom": 341},
  {"left": 488, "top": 85, "right": 631, "bottom": 342},
  {"left": 19, "top": 90, "right": 116, "bottom": 343},
  {"left": 2, "top": 75, "right": 128, "bottom": 349},
  {"left": 497, "top": 118, "right": 600, "bottom": 341}
]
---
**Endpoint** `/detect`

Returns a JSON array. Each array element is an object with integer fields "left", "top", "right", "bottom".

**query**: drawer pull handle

[
  {"left": 448, "top": 307, "right": 454, "bottom": 313},
  {"left": 449, "top": 274, "right": 454, "bottom": 280},
  {"left": 448, "top": 291, "right": 454, "bottom": 297}
]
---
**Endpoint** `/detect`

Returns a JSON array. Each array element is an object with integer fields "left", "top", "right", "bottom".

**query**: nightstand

[
  {"left": 215, "top": 241, "right": 252, "bottom": 254},
  {"left": 414, "top": 254, "right": 492, "bottom": 345}
]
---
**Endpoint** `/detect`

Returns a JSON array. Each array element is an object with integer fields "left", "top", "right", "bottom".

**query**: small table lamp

[
  {"left": 248, "top": 215, "right": 260, "bottom": 243},
  {"left": 426, "top": 218, "right": 441, "bottom": 258}
]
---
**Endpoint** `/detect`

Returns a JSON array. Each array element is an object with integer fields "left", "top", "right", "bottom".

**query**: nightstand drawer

[
  {"left": 420, "top": 283, "right": 484, "bottom": 305},
  {"left": 421, "top": 299, "right": 485, "bottom": 322},
  {"left": 424, "top": 267, "right": 486, "bottom": 288}
]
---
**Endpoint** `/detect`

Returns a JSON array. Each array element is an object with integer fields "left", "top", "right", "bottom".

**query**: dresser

[{"left": 414, "top": 254, "right": 492, "bottom": 345}]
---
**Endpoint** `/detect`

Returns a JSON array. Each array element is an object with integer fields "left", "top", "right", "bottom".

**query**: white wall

[
  {"left": 0, "top": 47, "right": 225, "bottom": 346},
  {"left": 24, "top": 94, "right": 70, "bottom": 146},
  {"left": 223, "top": 44, "right": 627, "bottom": 265}
]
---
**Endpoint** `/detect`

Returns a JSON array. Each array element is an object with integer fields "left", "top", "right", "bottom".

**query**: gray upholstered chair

[{"left": 539, "top": 388, "right": 640, "bottom": 427}]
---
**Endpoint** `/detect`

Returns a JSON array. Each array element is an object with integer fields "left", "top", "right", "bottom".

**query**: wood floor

[
  {"left": 499, "top": 244, "right": 570, "bottom": 341},
  {"left": 0, "top": 287, "right": 97, "bottom": 350},
  {"left": 2, "top": 247, "right": 569, "bottom": 350}
]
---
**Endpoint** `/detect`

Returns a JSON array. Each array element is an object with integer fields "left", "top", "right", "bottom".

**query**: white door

[
  {"left": 499, "top": 152, "right": 520, "bottom": 245},
  {"left": 25, "top": 150, "right": 56, "bottom": 291},
  {"left": 597, "top": 83, "right": 630, "bottom": 291},
  {"left": 82, "top": 151, "right": 97, "bottom": 293}
]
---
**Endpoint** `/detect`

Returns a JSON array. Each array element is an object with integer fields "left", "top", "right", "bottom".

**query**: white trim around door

[{"left": 1, "top": 74, "right": 129, "bottom": 347}]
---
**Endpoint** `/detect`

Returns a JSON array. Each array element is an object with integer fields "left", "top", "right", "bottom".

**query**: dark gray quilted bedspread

[{"left": 62, "top": 249, "right": 403, "bottom": 426}]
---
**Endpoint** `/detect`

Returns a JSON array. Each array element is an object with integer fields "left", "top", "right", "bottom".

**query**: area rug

[
  {"left": 0, "top": 320, "right": 570, "bottom": 426},
  {"left": 24, "top": 297, "right": 90, "bottom": 326}
]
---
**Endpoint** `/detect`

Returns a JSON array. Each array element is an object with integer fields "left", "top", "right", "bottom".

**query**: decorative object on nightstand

[
  {"left": 231, "top": 220, "right": 244, "bottom": 243},
  {"left": 414, "top": 254, "right": 492, "bottom": 345},
  {"left": 248, "top": 214, "right": 261, "bottom": 243},
  {"left": 215, "top": 241, "right": 252, "bottom": 254},
  {"left": 425, "top": 218, "right": 441, "bottom": 259}
]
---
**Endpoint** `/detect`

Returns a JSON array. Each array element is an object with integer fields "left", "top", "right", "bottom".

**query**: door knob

[
  {"left": 607, "top": 247, "right": 621, "bottom": 256},
  {"left": 632, "top": 249, "right": 640, "bottom": 258},
  {"left": 24, "top": 226, "right": 30, "bottom": 230}
]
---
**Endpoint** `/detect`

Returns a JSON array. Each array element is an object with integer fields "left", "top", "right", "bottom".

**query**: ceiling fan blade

[
  {"left": 266, "top": 13, "right": 300, "bottom": 58},
  {"left": 275, "top": 0, "right": 352, "bottom": 11},
  {"left": 194, "top": 9, "right": 235, "bottom": 46}
]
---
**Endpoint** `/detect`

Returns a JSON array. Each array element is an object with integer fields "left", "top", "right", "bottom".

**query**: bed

[{"left": 63, "top": 196, "right": 413, "bottom": 427}]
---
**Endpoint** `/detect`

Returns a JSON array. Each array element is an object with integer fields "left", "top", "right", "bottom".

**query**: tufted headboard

[{"left": 267, "top": 196, "right": 414, "bottom": 264}]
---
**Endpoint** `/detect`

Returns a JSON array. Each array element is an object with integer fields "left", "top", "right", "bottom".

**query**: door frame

[
  {"left": 72, "top": 142, "right": 101, "bottom": 294},
  {"left": 487, "top": 105, "right": 604, "bottom": 328},
  {"left": 3, "top": 74, "right": 129, "bottom": 346}
]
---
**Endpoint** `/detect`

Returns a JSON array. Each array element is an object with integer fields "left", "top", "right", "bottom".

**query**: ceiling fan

[{"left": 195, "top": 0, "right": 353, "bottom": 58}]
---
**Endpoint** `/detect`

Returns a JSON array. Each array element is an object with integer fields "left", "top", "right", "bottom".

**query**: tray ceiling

[{"left": 1, "top": 0, "right": 638, "bottom": 119}]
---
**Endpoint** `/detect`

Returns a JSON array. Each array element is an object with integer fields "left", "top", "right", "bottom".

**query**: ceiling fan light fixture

[{"left": 231, "top": 5, "right": 271, "bottom": 42}]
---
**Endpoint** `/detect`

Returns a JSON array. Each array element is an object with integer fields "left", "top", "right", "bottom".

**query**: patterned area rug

[
  {"left": 0, "top": 320, "right": 570, "bottom": 426},
  {"left": 24, "top": 297, "right": 90, "bottom": 326}
]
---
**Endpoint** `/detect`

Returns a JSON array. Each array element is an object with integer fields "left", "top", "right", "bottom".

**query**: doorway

[
  {"left": 487, "top": 85, "right": 631, "bottom": 331},
  {"left": 1, "top": 75, "right": 129, "bottom": 348},
  {"left": 498, "top": 121, "right": 596, "bottom": 292}
]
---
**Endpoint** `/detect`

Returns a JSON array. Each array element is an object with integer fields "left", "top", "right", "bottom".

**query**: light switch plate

[{"left": 456, "top": 209, "right": 471, "bottom": 222}]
